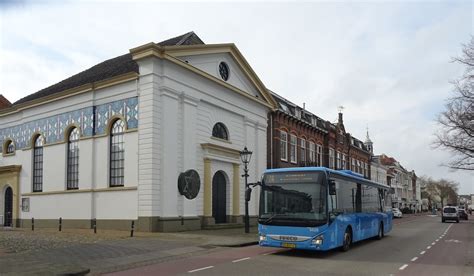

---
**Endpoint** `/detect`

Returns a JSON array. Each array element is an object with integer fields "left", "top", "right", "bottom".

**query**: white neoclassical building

[{"left": 0, "top": 32, "right": 276, "bottom": 231}]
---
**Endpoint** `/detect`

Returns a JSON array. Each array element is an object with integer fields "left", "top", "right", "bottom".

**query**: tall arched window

[
  {"left": 67, "top": 127, "right": 80, "bottom": 190},
  {"left": 110, "top": 119, "right": 125, "bottom": 187},
  {"left": 33, "top": 135, "right": 45, "bottom": 192},
  {"left": 212, "top": 122, "right": 228, "bottom": 140}
]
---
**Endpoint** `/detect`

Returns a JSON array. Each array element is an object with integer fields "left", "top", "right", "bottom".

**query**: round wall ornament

[{"left": 178, "top": 169, "right": 201, "bottom": 200}]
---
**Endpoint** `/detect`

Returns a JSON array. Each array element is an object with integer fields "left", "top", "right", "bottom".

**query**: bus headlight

[
  {"left": 312, "top": 235, "right": 323, "bottom": 245},
  {"left": 259, "top": 235, "right": 267, "bottom": 242}
]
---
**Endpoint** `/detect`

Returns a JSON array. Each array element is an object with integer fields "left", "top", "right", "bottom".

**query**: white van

[{"left": 441, "top": 206, "right": 459, "bottom": 223}]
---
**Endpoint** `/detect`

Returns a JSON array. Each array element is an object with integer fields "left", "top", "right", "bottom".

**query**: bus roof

[{"left": 264, "top": 167, "right": 390, "bottom": 190}]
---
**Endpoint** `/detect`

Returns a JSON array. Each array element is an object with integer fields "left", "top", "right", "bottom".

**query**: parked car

[
  {"left": 392, "top": 208, "right": 403, "bottom": 218},
  {"left": 458, "top": 209, "right": 468, "bottom": 220},
  {"left": 442, "top": 206, "right": 459, "bottom": 223}
]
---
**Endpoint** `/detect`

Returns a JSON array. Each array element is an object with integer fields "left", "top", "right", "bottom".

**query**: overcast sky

[{"left": 1, "top": 0, "right": 473, "bottom": 194}]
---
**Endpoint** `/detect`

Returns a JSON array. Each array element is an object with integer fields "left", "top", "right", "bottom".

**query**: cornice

[{"left": 0, "top": 165, "right": 22, "bottom": 173}]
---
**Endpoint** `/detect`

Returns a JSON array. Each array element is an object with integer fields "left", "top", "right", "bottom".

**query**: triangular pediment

[{"left": 162, "top": 44, "right": 277, "bottom": 109}]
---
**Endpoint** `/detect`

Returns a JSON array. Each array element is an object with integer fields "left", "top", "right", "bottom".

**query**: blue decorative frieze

[{"left": 0, "top": 97, "right": 138, "bottom": 151}]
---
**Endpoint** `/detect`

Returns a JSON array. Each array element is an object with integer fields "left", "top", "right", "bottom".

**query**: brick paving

[{"left": 0, "top": 227, "right": 258, "bottom": 275}]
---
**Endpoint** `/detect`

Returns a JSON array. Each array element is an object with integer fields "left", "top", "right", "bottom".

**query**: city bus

[{"left": 258, "top": 167, "right": 393, "bottom": 252}]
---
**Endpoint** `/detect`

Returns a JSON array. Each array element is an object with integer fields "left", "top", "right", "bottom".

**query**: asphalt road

[{"left": 112, "top": 215, "right": 474, "bottom": 276}]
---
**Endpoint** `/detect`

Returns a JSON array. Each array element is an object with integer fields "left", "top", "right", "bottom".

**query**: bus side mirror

[
  {"left": 245, "top": 188, "right": 252, "bottom": 201},
  {"left": 329, "top": 180, "right": 336, "bottom": 195}
]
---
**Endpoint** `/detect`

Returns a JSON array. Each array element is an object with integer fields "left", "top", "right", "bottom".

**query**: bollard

[
  {"left": 93, "top": 218, "right": 97, "bottom": 234},
  {"left": 59, "top": 217, "right": 62, "bottom": 232},
  {"left": 32, "top": 217, "right": 34, "bottom": 231},
  {"left": 130, "top": 221, "right": 135, "bottom": 237},
  {"left": 181, "top": 216, "right": 184, "bottom": 226}
]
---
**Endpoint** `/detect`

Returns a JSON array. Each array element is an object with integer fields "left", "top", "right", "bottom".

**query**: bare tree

[
  {"left": 435, "top": 37, "right": 474, "bottom": 171},
  {"left": 436, "top": 179, "right": 459, "bottom": 206}
]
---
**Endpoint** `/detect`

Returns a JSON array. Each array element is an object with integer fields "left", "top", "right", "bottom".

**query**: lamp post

[{"left": 240, "top": 146, "right": 253, "bottom": 234}]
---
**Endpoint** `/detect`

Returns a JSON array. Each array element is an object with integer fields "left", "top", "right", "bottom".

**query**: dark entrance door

[
  {"left": 212, "top": 171, "right": 227, "bottom": 224},
  {"left": 4, "top": 187, "right": 13, "bottom": 227}
]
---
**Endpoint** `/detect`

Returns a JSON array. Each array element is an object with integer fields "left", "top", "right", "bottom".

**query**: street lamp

[{"left": 240, "top": 146, "right": 252, "bottom": 234}]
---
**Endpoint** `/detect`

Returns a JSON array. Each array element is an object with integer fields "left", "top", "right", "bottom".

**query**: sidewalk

[{"left": 0, "top": 226, "right": 259, "bottom": 275}]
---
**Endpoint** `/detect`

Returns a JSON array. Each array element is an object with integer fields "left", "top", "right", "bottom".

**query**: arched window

[
  {"left": 33, "top": 135, "right": 45, "bottom": 192},
  {"left": 110, "top": 119, "right": 125, "bottom": 187},
  {"left": 67, "top": 127, "right": 80, "bottom": 190},
  {"left": 212, "top": 123, "right": 228, "bottom": 140},
  {"left": 4, "top": 140, "right": 15, "bottom": 154}
]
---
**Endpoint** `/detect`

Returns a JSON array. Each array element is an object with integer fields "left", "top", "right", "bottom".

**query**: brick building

[{"left": 267, "top": 92, "right": 371, "bottom": 178}]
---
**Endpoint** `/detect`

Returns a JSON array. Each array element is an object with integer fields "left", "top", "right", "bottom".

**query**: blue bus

[{"left": 258, "top": 167, "right": 393, "bottom": 251}]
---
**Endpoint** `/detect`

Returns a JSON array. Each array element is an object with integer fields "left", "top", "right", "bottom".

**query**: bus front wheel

[{"left": 341, "top": 228, "right": 352, "bottom": 252}]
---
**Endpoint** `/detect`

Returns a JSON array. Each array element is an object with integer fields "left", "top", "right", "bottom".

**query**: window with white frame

[
  {"left": 290, "top": 134, "right": 297, "bottom": 163},
  {"left": 364, "top": 162, "right": 368, "bottom": 177},
  {"left": 342, "top": 154, "right": 347, "bottom": 170},
  {"left": 280, "top": 131, "right": 288, "bottom": 161},
  {"left": 351, "top": 158, "right": 356, "bottom": 171},
  {"left": 309, "top": 142, "right": 316, "bottom": 163},
  {"left": 33, "top": 135, "right": 45, "bottom": 192},
  {"left": 110, "top": 119, "right": 125, "bottom": 187},
  {"left": 316, "top": 144, "right": 322, "bottom": 166},
  {"left": 336, "top": 151, "right": 341, "bottom": 169},
  {"left": 329, "top": 148, "right": 335, "bottom": 169},
  {"left": 300, "top": 138, "right": 306, "bottom": 163},
  {"left": 357, "top": 160, "right": 361, "bottom": 174},
  {"left": 67, "top": 127, "right": 80, "bottom": 190}
]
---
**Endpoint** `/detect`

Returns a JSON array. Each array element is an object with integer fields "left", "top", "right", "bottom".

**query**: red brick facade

[{"left": 268, "top": 93, "right": 371, "bottom": 178}]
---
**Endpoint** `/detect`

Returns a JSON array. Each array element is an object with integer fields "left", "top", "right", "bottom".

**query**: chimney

[
  {"left": 0, "top": 94, "right": 12, "bottom": 110},
  {"left": 303, "top": 102, "right": 306, "bottom": 110}
]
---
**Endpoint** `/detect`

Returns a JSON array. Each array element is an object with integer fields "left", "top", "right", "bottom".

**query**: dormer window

[
  {"left": 295, "top": 109, "right": 301, "bottom": 119},
  {"left": 219, "top": 62, "right": 230, "bottom": 81}
]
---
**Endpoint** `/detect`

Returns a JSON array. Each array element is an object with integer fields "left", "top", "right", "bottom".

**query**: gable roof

[
  {"left": 0, "top": 94, "right": 12, "bottom": 110},
  {"left": 13, "top": 32, "right": 204, "bottom": 106}
]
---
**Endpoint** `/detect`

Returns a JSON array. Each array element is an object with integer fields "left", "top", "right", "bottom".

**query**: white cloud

[{"left": 0, "top": 1, "right": 472, "bottom": 193}]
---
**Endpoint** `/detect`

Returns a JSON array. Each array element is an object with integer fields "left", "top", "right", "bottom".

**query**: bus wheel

[
  {"left": 341, "top": 228, "right": 352, "bottom": 252},
  {"left": 376, "top": 222, "right": 384, "bottom": 240}
]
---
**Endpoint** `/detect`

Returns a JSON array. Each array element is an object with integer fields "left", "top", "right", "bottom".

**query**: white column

[
  {"left": 160, "top": 88, "right": 180, "bottom": 217},
  {"left": 182, "top": 95, "right": 199, "bottom": 216},
  {"left": 137, "top": 58, "right": 163, "bottom": 219}
]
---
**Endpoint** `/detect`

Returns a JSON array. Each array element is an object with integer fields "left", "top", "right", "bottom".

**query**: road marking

[
  {"left": 420, "top": 251, "right": 426, "bottom": 255},
  {"left": 427, "top": 246, "right": 431, "bottom": 249},
  {"left": 188, "top": 266, "right": 214, "bottom": 273},
  {"left": 411, "top": 257, "right": 418, "bottom": 262},
  {"left": 399, "top": 264, "right": 408, "bottom": 270},
  {"left": 436, "top": 239, "right": 439, "bottom": 242},
  {"left": 263, "top": 252, "right": 273, "bottom": 256},
  {"left": 431, "top": 242, "right": 436, "bottom": 245},
  {"left": 232, "top": 257, "right": 251, "bottom": 263}
]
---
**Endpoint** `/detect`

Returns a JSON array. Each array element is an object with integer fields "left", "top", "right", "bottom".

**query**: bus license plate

[{"left": 282, "top": 242, "right": 296, "bottom": 248}]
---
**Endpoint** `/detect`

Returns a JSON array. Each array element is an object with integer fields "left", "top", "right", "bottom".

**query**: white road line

[
  {"left": 420, "top": 251, "right": 426, "bottom": 255},
  {"left": 436, "top": 239, "right": 439, "bottom": 242},
  {"left": 188, "top": 266, "right": 214, "bottom": 273},
  {"left": 232, "top": 257, "right": 251, "bottom": 263},
  {"left": 427, "top": 246, "right": 431, "bottom": 249},
  {"left": 431, "top": 242, "right": 436, "bottom": 245},
  {"left": 411, "top": 257, "right": 418, "bottom": 262},
  {"left": 399, "top": 264, "right": 409, "bottom": 270},
  {"left": 262, "top": 252, "right": 273, "bottom": 256}
]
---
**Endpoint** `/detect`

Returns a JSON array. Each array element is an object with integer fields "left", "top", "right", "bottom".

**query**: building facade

[
  {"left": 267, "top": 93, "right": 371, "bottom": 177},
  {"left": 0, "top": 32, "right": 276, "bottom": 231}
]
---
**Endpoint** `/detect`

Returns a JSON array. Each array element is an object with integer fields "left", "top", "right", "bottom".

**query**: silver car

[{"left": 441, "top": 206, "right": 459, "bottom": 223}]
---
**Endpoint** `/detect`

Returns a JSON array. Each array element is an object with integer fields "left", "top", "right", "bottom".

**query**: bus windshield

[{"left": 259, "top": 171, "right": 327, "bottom": 227}]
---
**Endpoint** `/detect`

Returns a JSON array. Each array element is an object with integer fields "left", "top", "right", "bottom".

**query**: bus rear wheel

[{"left": 341, "top": 228, "right": 352, "bottom": 252}]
